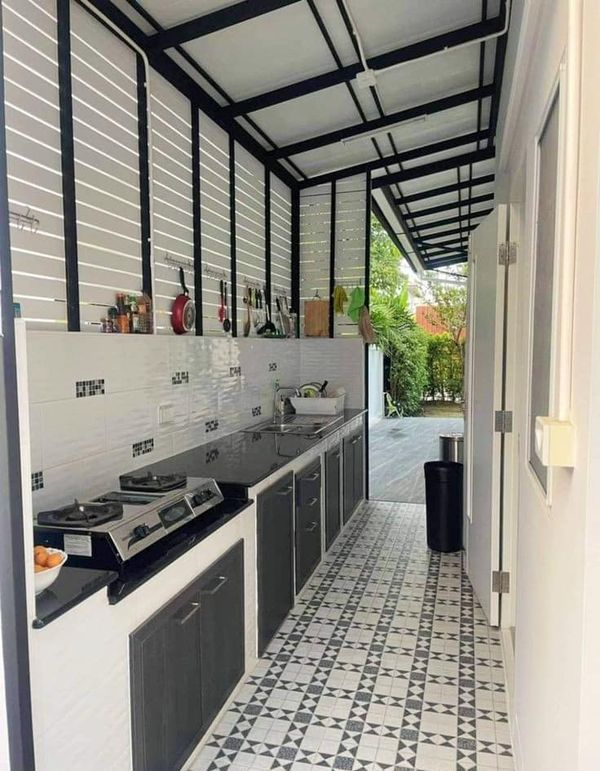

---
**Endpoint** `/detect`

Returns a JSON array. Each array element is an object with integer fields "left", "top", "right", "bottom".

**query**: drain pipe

[{"left": 79, "top": 0, "right": 157, "bottom": 316}]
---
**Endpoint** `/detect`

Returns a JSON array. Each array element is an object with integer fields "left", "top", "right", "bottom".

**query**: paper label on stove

[{"left": 63, "top": 533, "right": 92, "bottom": 557}]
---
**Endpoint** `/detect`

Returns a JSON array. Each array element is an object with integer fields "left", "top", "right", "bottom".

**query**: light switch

[
  {"left": 158, "top": 403, "right": 175, "bottom": 425},
  {"left": 535, "top": 416, "right": 575, "bottom": 467}
]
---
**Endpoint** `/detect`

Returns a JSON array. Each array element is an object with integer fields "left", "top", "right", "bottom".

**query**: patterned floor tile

[{"left": 189, "top": 502, "right": 514, "bottom": 771}]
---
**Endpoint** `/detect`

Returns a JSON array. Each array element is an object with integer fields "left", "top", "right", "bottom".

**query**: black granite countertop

[
  {"left": 33, "top": 566, "right": 117, "bottom": 629},
  {"left": 137, "top": 409, "right": 366, "bottom": 491}
]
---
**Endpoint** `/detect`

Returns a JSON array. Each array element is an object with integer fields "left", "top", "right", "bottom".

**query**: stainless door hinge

[
  {"left": 498, "top": 241, "right": 517, "bottom": 265},
  {"left": 494, "top": 410, "right": 513, "bottom": 433},
  {"left": 492, "top": 570, "right": 510, "bottom": 594}
]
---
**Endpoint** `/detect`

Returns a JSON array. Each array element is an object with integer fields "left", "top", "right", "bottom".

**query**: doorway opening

[{"left": 368, "top": 217, "right": 467, "bottom": 503}]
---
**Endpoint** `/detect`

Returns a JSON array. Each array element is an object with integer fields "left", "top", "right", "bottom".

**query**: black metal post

[
  {"left": 328, "top": 182, "right": 336, "bottom": 338},
  {"left": 136, "top": 54, "right": 152, "bottom": 298},
  {"left": 191, "top": 106, "right": 203, "bottom": 334},
  {"left": 57, "top": 0, "right": 80, "bottom": 331},
  {"left": 229, "top": 135, "right": 237, "bottom": 336}
]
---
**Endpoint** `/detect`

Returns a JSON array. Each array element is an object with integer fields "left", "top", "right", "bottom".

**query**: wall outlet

[{"left": 158, "top": 403, "right": 175, "bottom": 425}]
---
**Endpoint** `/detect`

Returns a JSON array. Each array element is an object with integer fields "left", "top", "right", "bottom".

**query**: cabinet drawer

[{"left": 296, "top": 460, "right": 321, "bottom": 507}]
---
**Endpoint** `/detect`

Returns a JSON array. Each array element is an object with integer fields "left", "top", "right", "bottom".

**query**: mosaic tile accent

[
  {"left": 31, "top": 470, "right": 44, "bottom": 491},
  {"left": 205, "top": 448, "right": 220, "bottom": 464},
  {"left": 205, "top": 419, "right": 219, "bottom": 433},
  {"left": 268, "top": 362, "right": 278, "bottom": 372},
  {"left": 230, "top": 366, "right": 242, "bottom": 377},
  {"left": 252, "top": 406, "right": 262, "bottom": 417},
  {"left": 132, "top": 438, "right": 154, "bottom": 457},
  {"left": 191, "top": 502, "right": 513, "bottom": 771},
  {"left": 75, "top": 379, "right": 105, "bottom": 398},
  {"left": 172, "top": 371, "right": 190, "bottom": 385}
]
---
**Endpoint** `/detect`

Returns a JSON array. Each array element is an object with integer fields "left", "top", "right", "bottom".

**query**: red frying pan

[{"left": 171, "top": 267, "right": 195, "bottom": 334}]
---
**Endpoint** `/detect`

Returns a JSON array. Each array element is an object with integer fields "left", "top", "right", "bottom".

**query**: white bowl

[{"left": 34, "top": 549, "right": 68, "bottom": 596}]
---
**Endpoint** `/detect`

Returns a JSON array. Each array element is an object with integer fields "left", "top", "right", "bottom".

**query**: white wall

[
  {"left": 24, "top": 332, "right": 363, "bottom": 511},
  {"left": 368, "top": 346, "right": 384, "bottom": 425},
  {"left": 496, "top": 0, "right": 600, "bottom": 768}
]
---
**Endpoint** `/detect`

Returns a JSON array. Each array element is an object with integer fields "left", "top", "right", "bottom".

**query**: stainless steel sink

[{"left": 243, "top": 413, "right": 343, "bottom": 437}]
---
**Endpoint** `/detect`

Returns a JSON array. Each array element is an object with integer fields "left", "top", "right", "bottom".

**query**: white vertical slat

[
  {"left": 70, "top": 2, "right": 142, "bottom": 330},
  {"left": 270, "top": 173, "right": 292, "bottom": 307},
  {"left": 335, "top": 174, "right": 367, "bottom": 337},
  {"left": 235, "top": 142, "right": 265, "bottom": 333},
  {"left": 3, "top": 0, "right": 67, "bottom": 328},
  {"left": 199, "top": 113, "right": 231, "bottom": 336},
  {"left": 299, "top": 182, "right": 331, "bottom": 335},
  {"left": 150, "top": 72, "right": 194, "bottom": 334}
]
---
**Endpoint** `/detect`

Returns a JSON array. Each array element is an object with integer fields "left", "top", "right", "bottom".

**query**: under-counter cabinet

[
  {"left": 343, "top": 426, "right": 364, "bottom": 524},
  {"left": 257, "top": 473, "right": 294, "bottom": 655},
  {"left": 130, "top": 541, "right": 244, "bottom": 771},
  {"left": 295, "top": 459, "right": 322, "bottom": 592},
  {"left": 325, "top": 446, "right": 341, "bottom": 550}
]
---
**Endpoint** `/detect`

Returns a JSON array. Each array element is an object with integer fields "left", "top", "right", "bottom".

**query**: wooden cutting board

[{"left": 304, "top": 299, "right": 329, "bottom": 337}]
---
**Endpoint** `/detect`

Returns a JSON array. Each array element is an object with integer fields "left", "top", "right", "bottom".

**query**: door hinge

[
  {"left": 492, "top": 570, "right": 510, "bottom": 594},
  {"left": 494, "top": 410, "right": 513, "bottom": 433},
  {"left": 498, "top": 241, "right": 517, "bottom": 265}
]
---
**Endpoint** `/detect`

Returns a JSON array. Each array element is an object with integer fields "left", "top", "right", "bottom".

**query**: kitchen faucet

[{"left": 273, "top": 384, "right": 299, "bottom": 417}]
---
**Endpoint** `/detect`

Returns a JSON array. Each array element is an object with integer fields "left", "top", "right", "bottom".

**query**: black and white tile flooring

[{"left": 191, "top": 502, "right": 513, "bottom": 771}]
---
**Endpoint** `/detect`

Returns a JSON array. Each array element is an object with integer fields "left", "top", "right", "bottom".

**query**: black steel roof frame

[
  {"left": 269, "top": 85, "right": 494, "bottom": 159},
  {"left": 86, "top": 1, "right": 509, "bottom": 271},
  {"left": 410, "top": 193, "right": 494, "bottom": 218},
  {"left": 414, "top": 209, "right": 493, "bottom": 231},
  {"left": 297, "top": 129, "right": 491, "bottom": 189},
  {"left": 372, "top": 146, "right": 495, "bottom": 189},
  {"left": 88, "top": 0, "right": 298, "bottom": 188},
  {"left": 148, "top": 0, "right": 303, "bottom": 51},
  {"left": 396, "top": 175, "right": 495, "bottom": 205},
  {"left": 225, "top": 12, "right": 507, "bottom": 116}
]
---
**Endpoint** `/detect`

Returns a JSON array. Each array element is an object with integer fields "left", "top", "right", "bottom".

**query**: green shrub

[
  {"left": 424, "top": 332, "right": 464, "bottom": 402},
  {"left": 389, "top": 326, "right": 428, "bottom": 416}
]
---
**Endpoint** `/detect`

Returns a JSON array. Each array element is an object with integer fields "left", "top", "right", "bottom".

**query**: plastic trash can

[
  {"left": 423, "top": 461, "right": 463, "bottom": 552},
  {"left": 439, "top": 433, "right": 464, "bottom": 463}
]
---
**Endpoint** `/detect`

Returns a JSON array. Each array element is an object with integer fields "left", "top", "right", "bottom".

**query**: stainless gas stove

[{"left": 34, "top": 474, "right": 224, "bottom": 569}]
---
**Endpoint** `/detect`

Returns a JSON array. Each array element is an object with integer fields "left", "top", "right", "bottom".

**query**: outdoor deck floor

[{"left": 369, "top": 417, "right": 464, "bottom": 504}]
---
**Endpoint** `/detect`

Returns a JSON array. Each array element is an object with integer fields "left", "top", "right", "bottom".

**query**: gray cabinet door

[
  {"left": 257, "top": 473, "right": 294, "bottom": 656},
  {"left": 325, "top": 447, "right": 341, "bottom": 550},
  {"left": 352, "top": 429, "right": 364, "bottom": 509},
  {"left": 131, "top": 582, "right": 203, "bottom": 771},
  {"left": 295, "top": 461, "right": 322, "bottom": 592},
  {"left": 343, "top": 436, "right": 354, "bottom": 524},
  {"left": 199, "top": 541, "right": 245, "bottom": 727}
]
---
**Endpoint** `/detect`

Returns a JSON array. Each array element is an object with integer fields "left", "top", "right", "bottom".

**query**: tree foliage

[
  {"left": 420, "top": 271, "right": 467, "bottom": 367},
  {"left": 425, "top": 333, "right": 464, "bottom": 402}
]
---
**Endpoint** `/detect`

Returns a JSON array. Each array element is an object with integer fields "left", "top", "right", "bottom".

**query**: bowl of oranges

[{"left": 34, "top": 545, "right": 67, "bottom": 595}]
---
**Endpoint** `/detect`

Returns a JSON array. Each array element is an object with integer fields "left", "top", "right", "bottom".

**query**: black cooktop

[{"left": 37, "top": 499, "right": 124, "bottom": 528}]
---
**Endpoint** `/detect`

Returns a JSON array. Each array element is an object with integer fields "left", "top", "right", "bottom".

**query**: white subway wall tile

[{"left": 25, "top": 331, "right": 363, "bottom": 507}]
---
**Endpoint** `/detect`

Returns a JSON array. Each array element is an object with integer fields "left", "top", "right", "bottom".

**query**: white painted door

[{"left": 464, "top": 206, "right": 507, "bottom": 625}]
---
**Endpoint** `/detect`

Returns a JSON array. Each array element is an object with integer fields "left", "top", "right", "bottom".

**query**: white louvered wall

[
  {"left": 299, "top": 183, "right": 331, "bottom": 334},
  {"left": 199, "top": 114, "right": 231, "bottom": 336},
  {"left": 270, "top": 174, "right": 292, "bottom": 306},
  {"left": 2, "top": 1, "right": 297, "bottom": 337},
  {"left": 71, "top": 3, "right": 142, "bottom": 329},
  {"left": 150, "top": 72, "right": 194, "bottom": 333},
  {"left": 235, "top": 142, "right": 265, "bottom": 334},
  {"left": 334, "top": 175, "right": 367, "bottom": 337},
  {"left": 2, "top": 0, "right": 67, "bottom": 328}
]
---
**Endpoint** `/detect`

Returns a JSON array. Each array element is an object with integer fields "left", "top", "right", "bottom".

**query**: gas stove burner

[
  {"left": 119, "top": 470, "right": 187, "bottom": 493},
  {"left": 37, "top": 499, "right": 124, "bottom": 528}
]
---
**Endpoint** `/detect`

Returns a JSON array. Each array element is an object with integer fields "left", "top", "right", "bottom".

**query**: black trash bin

[{"left": 423, "top": 461, "right": 463, "bottom": 552}]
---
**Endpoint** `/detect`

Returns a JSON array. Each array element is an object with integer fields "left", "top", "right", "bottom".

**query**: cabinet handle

[
  {"left": 306, "top": 521, "right": 318, "bottom": 533},
  {"left": 276, "top": 484, "right": 293, "bottom": 496},
  {"left": 307, "top": 496, "right": 318, "bottom": 507},
  {"left": 177, "top": 601, "right": 200, "bottom": 625},
  {"left": 201, "top": 575, "right": 229, "bottom": 596},
  {"left": 350, "top": 436, "right": 359, "bottom": 445},
  {"left": 332, "top": 452, "right": 340, "bottom": 459},
  {"left": 303, "top": 472, "right": 320, "bottom": 482}
]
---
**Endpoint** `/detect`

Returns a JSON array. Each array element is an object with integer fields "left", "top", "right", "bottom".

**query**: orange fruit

[
  {"left": 34, "top": 564, "right": 46, "bottom": 573},
  {"left": 46, "top": 553, "right": 63, "bottom": 569},
  {"left": 34, "top": 546, "right": 49, "bottom": 567}
]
